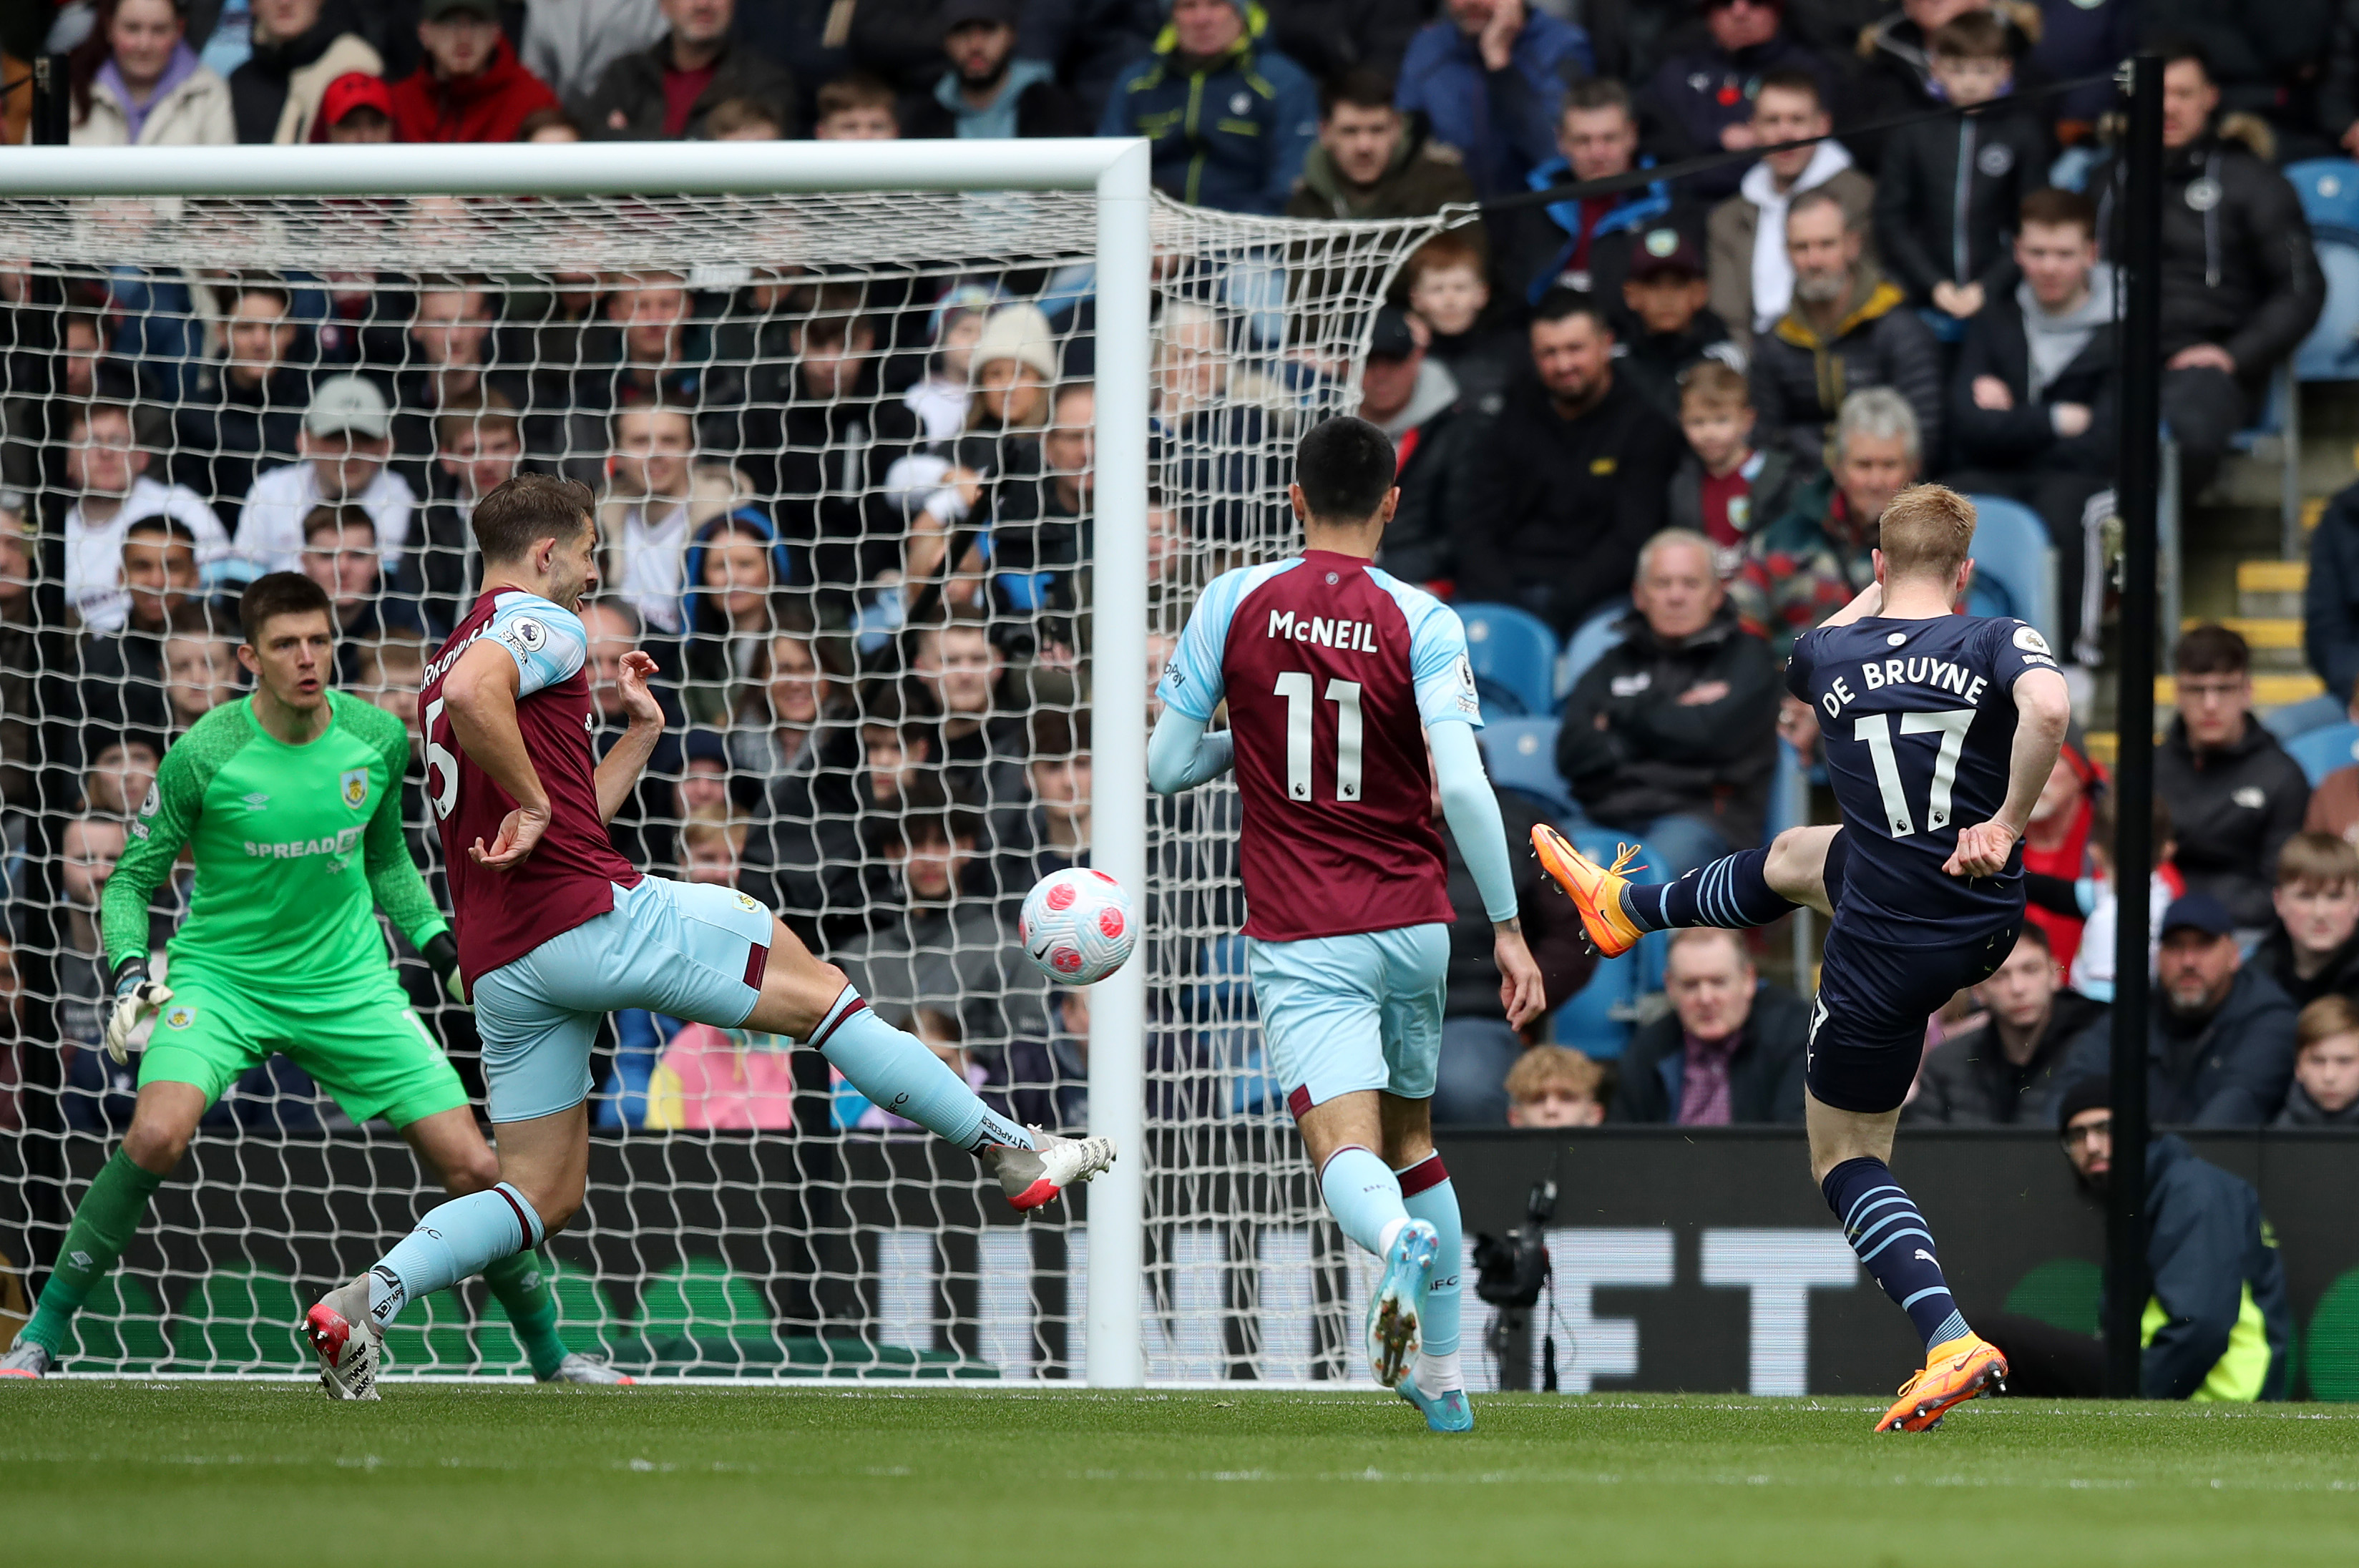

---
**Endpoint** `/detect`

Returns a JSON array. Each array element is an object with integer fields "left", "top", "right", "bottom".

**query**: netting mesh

[{"left": 0, "top": 183, "right": 1452, "bottom": 1381}]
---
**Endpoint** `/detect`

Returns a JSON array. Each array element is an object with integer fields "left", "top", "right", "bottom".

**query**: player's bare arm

[
  {"left": 1945, "top": 665, "right": 2071, "bottom": 878},
  {"left": 442, "top": 638, "right": 551, "bottom": 870},
  {"left": 594, "top": 648, "right": 665, "bottom": 824}
]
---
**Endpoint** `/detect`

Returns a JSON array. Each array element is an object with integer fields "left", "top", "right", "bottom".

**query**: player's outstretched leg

[
  {"left": 1533, "top": 824, "right": 1836, "bottom": 956},
  {"left": 1394, "top": 1153, "right": 1471, "bottom": 1433}
]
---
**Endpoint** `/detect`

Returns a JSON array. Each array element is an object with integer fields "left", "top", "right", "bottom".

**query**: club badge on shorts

[{"left": 341, "top": 768, "right": 369, "bottom": 810}]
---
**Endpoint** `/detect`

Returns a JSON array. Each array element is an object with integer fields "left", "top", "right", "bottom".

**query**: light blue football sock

[
  {"left": 1398, "top": 1155, "right": 1463, "bottom": 1373},
  {"left": 365, "top": 1183, "right": 542, "bottom": 1330},
  {"left": 1320, "top": 1145, "right": 1409, "bottom": 1258},
  {"left": 811, "top": 987, "right": 1036, "bottom": 1154}
]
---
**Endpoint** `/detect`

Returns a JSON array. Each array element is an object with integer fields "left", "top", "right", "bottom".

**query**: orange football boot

[
  {"left": 1530, "top": 824, "right": 1647, "bottom": 958},
  {"left": 1875, "top": 1333, "right": 2008, "bottom": 1432}
]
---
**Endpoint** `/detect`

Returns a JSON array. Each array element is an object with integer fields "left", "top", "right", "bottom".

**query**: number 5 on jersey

[
  {"left": 424, "top": 696, "right": 460, "bottom": 821},
  {"left": 1855, "top": 708, "right": 1975, "bottom": 837},
  {"left": 1275, "top": 672, "right": 1363, "bottom": 802}
]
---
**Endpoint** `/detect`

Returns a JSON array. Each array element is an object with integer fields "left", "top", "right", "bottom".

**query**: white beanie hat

[{"left": 968, "top": 303, "right": 1059, "bottom": 383}]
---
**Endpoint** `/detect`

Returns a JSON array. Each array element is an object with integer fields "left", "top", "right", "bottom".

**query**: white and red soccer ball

[{"left": 1019, "top": 868, "right": 1137, "bottom": 986}]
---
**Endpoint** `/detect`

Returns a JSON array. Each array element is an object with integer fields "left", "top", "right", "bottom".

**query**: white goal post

[{"left": 0, "top": 139, "right": 1442, "bottom": 1388}]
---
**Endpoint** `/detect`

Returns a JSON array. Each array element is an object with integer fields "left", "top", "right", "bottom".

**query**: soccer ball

[{"left": 1020, "top": 868, "right": 1137, "bottom": 986}]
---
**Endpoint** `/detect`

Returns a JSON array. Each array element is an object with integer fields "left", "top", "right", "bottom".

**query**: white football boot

[
  {"left": 0, "top": 1340, "right": 54, "bottom": 1378},
  {"left": 302, "top": 1275, "right": 383, "bottom": 1401},
  {"left": 539, "top": 1352, "right": 634, "bottom": 1386},
  {"left": 987, "top": 1130, "right": 1117, "bottom": 1210}
]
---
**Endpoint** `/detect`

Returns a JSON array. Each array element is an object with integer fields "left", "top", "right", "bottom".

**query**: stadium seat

[
  {"left": 1558, "top": 599, "right": 1630, "bottom": 697},
  {"left": 2287, "top": 159, "right": 2359, "bottom": 238},
  {"left": 1963, "top": 494, "right": 2059, "bottom": 649},
  {"left": 2297, "top": 240, "right": 2359, "bottom": 383},
  {"left": 167, "top": 1265, "right": 307, "bottom": 1372},
  {"left": 1482, "top": 717, "right": 1578, "bottom": 821},
  {"left": 1763, "top": 738, "right": 1809, "bottom": 843},
  {"left": 1455, "top": 602, "right": 1557, "bottom": 717},
  {"left": 2287, "top": 722, "right": 2359, "bottom": 787}
]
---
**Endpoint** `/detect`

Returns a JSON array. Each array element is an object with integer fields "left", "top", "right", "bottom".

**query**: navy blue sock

[
  {"left": 1623, "top": 848, "right": 1799, "bottom": 933},
  {"left": 1822, "top": 1157, "right": 1971, "bottom": 1351}
]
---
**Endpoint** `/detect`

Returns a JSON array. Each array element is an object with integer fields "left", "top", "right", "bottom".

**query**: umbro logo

[{"left": 243, "top": 793, "right": 270, "bottom": 810}]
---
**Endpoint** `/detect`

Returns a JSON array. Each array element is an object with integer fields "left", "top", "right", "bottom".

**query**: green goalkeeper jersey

[{"left": 103, "top": 690, "right": 450, "bottom": 989}]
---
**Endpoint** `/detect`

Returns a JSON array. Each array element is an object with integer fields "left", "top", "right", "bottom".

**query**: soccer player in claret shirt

[
  {"left": 1536, "top": 484, "right": 2073, "bottom": 1431},
  {"left": 1150, "top": 418, "right": 1548, "bottom": 1432},
  {"left": 0, "top": 573, "right": 621, "bottom": 1386},
  {"left": 301, "top": 474, "right": 1113, "bottom": 1398}
]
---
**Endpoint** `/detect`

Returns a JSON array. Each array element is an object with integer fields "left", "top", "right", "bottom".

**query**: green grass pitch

[{"left": 8, "top": 1383, "right": 2358, "bottom": 1566}]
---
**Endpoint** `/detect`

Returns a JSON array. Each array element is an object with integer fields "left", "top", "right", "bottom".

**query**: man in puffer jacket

[{"left": 1099, "top": 0, "right": 1319, "bottom": 215}]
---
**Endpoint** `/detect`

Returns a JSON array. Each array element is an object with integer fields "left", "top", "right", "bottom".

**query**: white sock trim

[
  {"left": 1376, "top": 1217, "right": 1407, "bottom": 1258},
  {"left": 1415, "top": 1348, "right": 1462, "bottom": 1398}
]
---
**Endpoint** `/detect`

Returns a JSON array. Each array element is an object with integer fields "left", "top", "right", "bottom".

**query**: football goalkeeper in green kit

[{"left": 1, "top": 573, "right": 625, "bottom": 1386}]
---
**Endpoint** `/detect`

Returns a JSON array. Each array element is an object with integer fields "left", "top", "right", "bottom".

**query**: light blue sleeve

[
  {"left": 1156, "top": 567, "right": 1256, "bottom": 723},
  {"left": 1430, "top": 719, "right": 1520, "bottom": 924},
  {"left": 486, "top": 592, "right": 587, "bottom": 698},
  {"left": 1147, "top": 707, "right": 1236, "bottom": 795},
  {"left": 1401, "top": 588, "right": 1485, "bottom": 730}
]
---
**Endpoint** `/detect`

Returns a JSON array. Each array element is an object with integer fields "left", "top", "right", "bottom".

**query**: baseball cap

[
  {"left": 942, "top": 0, "right": 1022, "bottom": 26},
  {"left": 306, "top": 374, "right": 392, "bottom": 441},
  {"left": 1626, "top": 227, "right": 1706, "bottom": 283},
  {"left": 318, "top": 72, "right": 394, "bottom": 128},
  {"left": 2159, "top": 892, "right": 2237, "bottom": 941},
  {"left": 1366, "top": 306, "right": 1418, "bottom": 361},
  {"left": 423, "top": 0, "right": 502, "bottom": 19}
]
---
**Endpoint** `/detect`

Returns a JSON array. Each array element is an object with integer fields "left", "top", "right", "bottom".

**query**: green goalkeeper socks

[
  {"left": 22, "top": 1150, "right": 165, "bottom": 1355},
  {"left": 482, "top": 1250, "right": 567, "bottom": 1379}
]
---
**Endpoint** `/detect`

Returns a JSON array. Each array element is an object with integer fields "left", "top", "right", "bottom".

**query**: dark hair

[
  {"left": 514, "top": 104, "right": 579, "bottom": 140},
  {"left": 302, "top": 502, "right": 376, "bottom": 546},
  {"left": 239, "top": 570, "right": 336, "bottom": 647},
  {"left": 2149, "top": 34, "right": 2211, "bottom": 79},
  {"left": 2019, "top": 186, "right": 2096, "bottom": 239},
  {"left": 1753, "top": 67, "right": 1825, "bottom": 112},
  {"left": 1294, "top": 416, "right": 1397, "bottom": 524},
  {"left": 68, "top": 398, "right": 137, "bottom": 440},
  {"left": 816, "top": 72, "right": 897, "bottom": 119},
  {"left": 1027, "top": 706, "right": 1090, "bottom": 759},
  {"left": 703, "top": 96, "right": 783, "bottom": 137},
  {"left": 473, "top": 472, "right": 593, "bottom": 563},
  {"left": 1928, "top": 11, "right": 2008, "bottom": 60},
  {"left": 232, "top": 278, "right": 294, "bottom": 315},
  {"left": 800, "top": 283, "right": 879, "bottom": 351},
  {"left": 610, "top": 393, "right": 700, "bottom": 437},
  {"left": 870, "top": 774, "right": 985, "bottom": 855},
  {"left": 1320, "top": 68, "right": 1396, "bottom": 117},
  {"left": 123, "top": 513, "right": 198, "bottom": 550},
  {"left": 2013, "top": 920, "right": 2052, "bottom": 956},
  {"left": 1562, "top": 77, "right": 1633, "bottom": 119},
  {"left": 1532, "top": 286, "right": 1611, "bottom": 331},
  {"left": 2174, "top": 621, "right": 2250, "bottom": 678},
  {"left": 857, "top": 678, "right": 928, "bottom": 740},
  {"left": 69, "top": 0, "right": 189, "bottom": 124}
]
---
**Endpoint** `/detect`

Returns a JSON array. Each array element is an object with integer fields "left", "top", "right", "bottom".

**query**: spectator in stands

[
  {"left": 1668, "top": 362, "right": 1802, "bottom": 578},
  {"left": 579, "top": 597, "right": 687, "bottom": 866},
  {"left": 1616, "top": 231, "right": 1744, "bottom": 425},
  {"left": 1706, "top": 67, "right": 1871, "bottom": 351},
  {"left": 519, "top": 105, "right": 582, "bottom": 142},
  {"left": 172, "top": 280, "right": 308, "bottom": 535},
  {"left": 1751, "top": 188, "right": 1944, "bottom": 466},
  {"left": 0, "top": 501, "right": 36, "bottom": 810},
  {"left": 2307, "top": 754, "right": 2359, "bottom": 849},
  {"left": 1396, "top": 0, "right": 1591, "bottom": 200},
  {"left": 2020, "top": 740, "right": 2101, "bottom": 974},
  {"left": 811, "top": 72, "right": 900, "bottom": 139},
  {"left": 600, "top": 400, "right": 735, "bottom": 637},
  {"left": 983, "top": 984, "right": 1091, "bottom": 1134},
  {"left": 1401, "top": 232, "right": 1521, "bottom": 409},
  {"left": 675, "top": 801, "right": 746, "bottom": 889},
  {"left": 576, "top": 269, "right": 710, "bottom": 419},
  {"left": 1611, "top": 928, "right": 1808, "bottom": 1124},
  {"left": 1644, "top": 0, "right": 1835, "bottom": 202},
  {"left": 413, "top": 399, "right": 524, "bottom": 632},
  {"left": 1286, "top": 68, "right": 1477, "bottom": 229},
  {"left": 1516, "top": 79, "right": 1694, "bottom": 312},
  {"left": 229, "top": 0, "right": 382, "bottom": 143},
  {"left": 1503, "top": 1044, "right": 1608, "bottom": 1128},
  {"left": 1150, "top": 301, "right": 1286, "bottom": 542},
  {"left": 68, "top": 515, "right": 202, "bottom": 743},
  {"left": 391, "top": 275, "right": 526, "bottom": 474},
  {"left": 1010, "top": 706, "right": 1091, "bottom": 885},
  {"left": 162, "top": 618, "right": 241, "bottom": 735},
  {"left": 742, "top": 678, "right": 916, "bottom": 949},
  {"left": 1906, "top": 923, "right": 2105, "bottom": 1124},
  {"left": 700, "top": 95, "right": 783, "bottom": 139},
  {"left": 1981, "top": 1077, "right": 2293, "bottom": 1401},
  {"left": 388, "top": 0, "right": 560, "bottom": 144},
  {"left": 905, "top": 0, "right": 1087, "bottom": 139},
  {"left": 298, "top": 502, "right": 416, "bottom": 665},
  {"left": 62, "top": 399, "right": 228, "bottom": 634},
  {"left": 2302, "top": 473, "right": 2359, "bottom": 725},
  {"left": 2252, "top": 833, "right": 2359, "bottom": 1010},
  {"left": 2277, "top": 996, "right": 2359, "bottom": 1126},
  {"left": 2093, "top": 41, "right": 2323, "bottom": 501},
  {"left": 82, "top": 736, "right": 162, "bottom": 823},
  {"left": 944, "top": 378, "right": 1093, "bottom": 654},
  {"left": 1365, "top": 309, "right": 1465, "bottom": 588},
  {"left": 727, "top": 619, "right": 850, "bottom": 780},
  {"left": 910, "top": 611, "right": 1023, "bottom": 812},
  {"left": 1430, "top": 746, "right": 1594, "bottom": 1126},
  {"left": 902, "top": 282, "right": 998, "bottom": 443},
  {"left": 315, "top": 69, "right": 395, "bottom": 142},
  {"left": 1852, "top": 0, "right": 2038, "bottom": 138},
  {"left": 1451, "top": 289, "right": 1682, "bottom": 634},
  {"left": 521, "top": 0, "right": 667, "bottom": 104},
  {"left": 1558, "top": 529, "right": 1781, "bottom": 875},
  {"left": 235, "top": 373, "right": 414, "bottom": 579},
  {"left": 353, "top": 628, "right": 429, "bottom": 743},
  {"left": 2062, "top": 892, "right": 2298, "bottom": 1125},
  {"left": 1945, "top": 187, "right": 2118, "bottom": 665},
  {"left": 678, "top": 507, "right": 793, "bottom": 725},
  {"left": 67, "top": 0, "right": 235, "bottom": 145},
  {"left": 1732, "top": 386, "right": 1919, "bottom": 661},
  {"left": 53, "top": 813, "right": 131, "bottom": 1103},
  {"left": 4, "top": 307, "right": 137, "bottom": 499},
  {"left": 1871, "top": 13, "right": 2048, "bottom": 325},
  {"left": 1099, "top": 0, "right": 1318, "bottom": 215},
  {"left": 2158, "top": 624, "right": 2310, "bottom": 931},
  {"left": 581, "top": 0, "right": 798, "bottom": 140}
]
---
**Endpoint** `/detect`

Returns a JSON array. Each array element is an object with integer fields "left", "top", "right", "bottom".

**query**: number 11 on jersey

[{"left": 1274, "top": 671, "right": 1363, "bottom": 803}]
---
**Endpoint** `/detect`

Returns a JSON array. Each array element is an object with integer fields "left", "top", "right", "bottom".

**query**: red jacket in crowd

[{"left": 387, "top": 36, "right": 557, "bottom": 144}]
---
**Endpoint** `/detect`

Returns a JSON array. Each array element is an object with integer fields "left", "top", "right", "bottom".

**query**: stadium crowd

[{"left": 3, "top": 0, "right": 2359, "bottom": 1161}]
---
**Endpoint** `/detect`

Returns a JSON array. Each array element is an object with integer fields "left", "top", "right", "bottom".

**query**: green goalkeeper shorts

[{"left": 136, "top": 966, "right": 468, "bottom": 1130}]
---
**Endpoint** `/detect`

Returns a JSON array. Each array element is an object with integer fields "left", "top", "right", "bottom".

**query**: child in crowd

[
  {"left": 1667, "top": 363, "right": 1801, "bottom": 579},
  {"left": 1504, "top": 1045, "right": 1608, "bottom": 1128},
  {"left": 703, "top": 97, "right": 784, "bottom": 141},
  {"left": 904, "top": 282, "right": 1005, "bottom": 444},
  {"left": 2254, "top": 833, "right": 2359, "bottom": 1008},
  {"left": 1400, "top": 232, "right": 1518, "bottom": 406},
  {"left": 813, "top": 73, "right": 899, "bottom": 140},
  {"left": 2066, "top": 795, "right": 2184, "bottom": 1003},
  {"left": 2279, "top": 996, "right": 2359, "bottom": 1127}
]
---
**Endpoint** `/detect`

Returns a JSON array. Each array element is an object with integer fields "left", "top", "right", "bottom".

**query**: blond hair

[
  {"left": 2297, "top": 994, "right": 2359, "bottom": 1054},
  {"left": 1876, "top": 483, "right": 1977, "bottom": 585},
  {"left": 1679, "top": 360, "right": 1750, "bottom": 413},
  {"left": 1505, "top": 1045, "right": 1605, "bottom": 1107}
]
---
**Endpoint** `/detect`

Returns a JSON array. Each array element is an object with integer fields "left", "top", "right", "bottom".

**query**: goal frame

[{"left": 0, "top": 137, "right": 1157, "bottom": 1388}]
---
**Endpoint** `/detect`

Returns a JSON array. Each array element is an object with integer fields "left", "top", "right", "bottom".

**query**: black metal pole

[
  {"left": 31, "top": 53, "right": 70, "bottom": 146},
  {"left": 2105, "top": 51, "right": 2165, "bottom": 1401}
]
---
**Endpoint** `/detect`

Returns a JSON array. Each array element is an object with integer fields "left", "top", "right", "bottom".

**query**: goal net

[{"left": 0, "top": 152, "right": 1453, "bottom": 1383}]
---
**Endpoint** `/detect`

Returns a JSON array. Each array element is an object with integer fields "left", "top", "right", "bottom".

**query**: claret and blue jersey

[{"left": 1789, "top": 612, "right": 2061, "bottom": 936}]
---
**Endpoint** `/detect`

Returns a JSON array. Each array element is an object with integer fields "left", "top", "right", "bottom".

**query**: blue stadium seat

[
  {"left": 1482, "top": 717, "right": 1577, "bottom": 821},
  {"left": 1551, "top": 826, "right": 1669, "bottom": 1060},
  {"left": 2287, "top": 722, "right": 2359, "bottom": 787},
  {"left": 1558, "top": 599, "right": 1629, "bottom": 698},
  {"left": 1454, "top": 602, "right": 1558, "bottom": 718},
  {"left": 1963, "top": 494, "right": 2058, "bottom": 648},
  {"left": 2287, "top": 159, "right": 2359, "bottom": 238},
  {"left": 2299, "top": 238, "right": 2359, "bottom": 383},
  {"left": 1763, "top": 737, "right": 1808, "bottom": 844}
]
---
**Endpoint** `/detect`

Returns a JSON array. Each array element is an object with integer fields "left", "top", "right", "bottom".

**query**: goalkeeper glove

[
  {"left": 102, "top": 958, "right": 172, "bottom": 1065},
  {"left": 424, "top": 932, "right": 468, "bottom": 1007}
]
